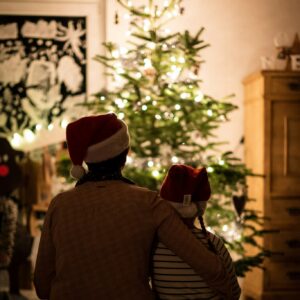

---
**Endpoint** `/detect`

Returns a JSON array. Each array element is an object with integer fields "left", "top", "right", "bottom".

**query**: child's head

[
  {"left": 160, "top": 164, "right": 217, "bottom": 254},
  {"left": 160, "top": 164, "right": 211, "bottom": 218}
]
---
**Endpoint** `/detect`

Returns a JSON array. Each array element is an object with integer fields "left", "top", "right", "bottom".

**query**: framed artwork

[
  {"left": 0, "top": 0, "right": 104, "bottom": 150},
  {"left": 0, "top": 15, "right": 87, "bottom": 135}
]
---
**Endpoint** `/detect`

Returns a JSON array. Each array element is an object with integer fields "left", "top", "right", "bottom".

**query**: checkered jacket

[{"left": 34, "top": 181, "right": 233, "bottom": 300}]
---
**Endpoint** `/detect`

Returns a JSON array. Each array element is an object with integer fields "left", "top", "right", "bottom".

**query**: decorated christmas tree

[{"left": 79, "top": 0, "right": 271, "bottom": 276}]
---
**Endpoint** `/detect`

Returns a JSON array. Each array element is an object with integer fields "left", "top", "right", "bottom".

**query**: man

[{"left": 34, "top": 113, "right": 234, "bottom": 300}]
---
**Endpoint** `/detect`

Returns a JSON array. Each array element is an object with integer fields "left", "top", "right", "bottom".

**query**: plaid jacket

[{"left": 34, "top": 181, "right": 233, "bottom": 300}]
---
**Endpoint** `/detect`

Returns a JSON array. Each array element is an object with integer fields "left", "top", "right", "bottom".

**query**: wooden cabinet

[{"left": 243, "top": 71, "right": 300, "bottom": 300}]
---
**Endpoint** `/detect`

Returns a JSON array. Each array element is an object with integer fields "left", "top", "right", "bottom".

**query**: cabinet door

[{"left": 270, "top": 100, "right": 300, "bottom": 197}]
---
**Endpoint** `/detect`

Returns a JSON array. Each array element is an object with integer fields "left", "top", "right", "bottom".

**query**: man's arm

[
  {"left": 210, "top": 233, "right": 241, "bottom": 300},
  {"left": 33, "top": 198, "right": 57, "bottom": 299},
  {"left": 150, "top": 195, "right": 233, "bottom": 299}
]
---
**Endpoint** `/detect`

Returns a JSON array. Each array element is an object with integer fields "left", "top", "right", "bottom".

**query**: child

[{"left": 152, "top": 164, "right": 241, "bottom": 300}]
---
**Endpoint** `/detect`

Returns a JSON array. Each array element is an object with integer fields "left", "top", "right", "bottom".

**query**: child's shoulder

[{"left": 192, "top": 228, "right": 225, "bottom": 246}]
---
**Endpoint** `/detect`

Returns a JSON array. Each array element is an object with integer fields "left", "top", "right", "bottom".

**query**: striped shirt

[{"left": 152, "top": 228, "right": 241, "bottom": 300}]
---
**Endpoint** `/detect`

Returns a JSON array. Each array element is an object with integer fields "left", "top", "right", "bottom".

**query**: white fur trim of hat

[
  {"left": 168, "top": 201, "right": 207, "bottom": 218},
  {"left": 85, "top": 120, "right": 130, "bottom": 163}
]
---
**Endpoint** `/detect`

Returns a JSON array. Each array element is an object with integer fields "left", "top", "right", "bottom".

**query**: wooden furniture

[{"left": 243, "top": 71, "right": 300, "bottom": 300}]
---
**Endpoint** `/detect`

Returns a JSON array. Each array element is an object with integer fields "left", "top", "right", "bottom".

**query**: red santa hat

[
  {"left": 66, "top": 113, "right": 130, "bottom": 179},
  {"left": 160, "top": 164, "right": 211, "bottom": 217}
]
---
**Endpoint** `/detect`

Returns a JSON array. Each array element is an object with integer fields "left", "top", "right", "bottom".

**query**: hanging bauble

[
  {"left": 114, "top": 11, "right": 119, "bottom": 24},
  {"left": 233, "top": 194, "right": 246, "bottom": 217}
]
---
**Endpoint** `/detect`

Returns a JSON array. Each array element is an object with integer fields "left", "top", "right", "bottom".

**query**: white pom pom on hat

[
  {"left": 70, "top": 165, "right": 86, "bottom": 180},
  {"left": 66, "top": 113, "right": 130, "bottom": 180}
]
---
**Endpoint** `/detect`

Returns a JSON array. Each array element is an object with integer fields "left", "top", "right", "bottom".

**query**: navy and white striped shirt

[{"left": 152, "top": 228, "right": 241, "bottom": 300}]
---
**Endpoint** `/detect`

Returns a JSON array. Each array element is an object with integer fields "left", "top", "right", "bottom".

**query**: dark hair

[
  {"left": 198, "top": 215, "right": 218, "bottom": 254},
  {"left": 86, "top": 148, "right": 129, "bottom": 172}
]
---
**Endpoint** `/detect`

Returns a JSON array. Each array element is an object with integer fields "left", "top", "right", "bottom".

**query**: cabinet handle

[
  {"left": 288, "top": 82, "right": 300, "bottom": 91},
  {"left": 286, "top": 207, "right": 300, "bottom": 216},
  {"left": 286, "top": 240, "right": 300, "bottom": 248},
  {"left": 287, "top": 272, "right": 300, "bottom": 280}
]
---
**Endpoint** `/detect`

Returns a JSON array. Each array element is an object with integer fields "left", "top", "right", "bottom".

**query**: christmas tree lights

[{"left": 77, "top": 0, "right": 272, "bottom": 276}]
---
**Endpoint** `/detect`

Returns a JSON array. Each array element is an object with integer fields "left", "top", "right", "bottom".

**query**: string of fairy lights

[
  {"left": 10, "top": 118, "right": 70, "bottom": 148},
  {"left": 95, "top": 0, "right": 228, "bottom": 179},
  {"left": 7, "top": 0, "right": 244, "bottom": 243}
]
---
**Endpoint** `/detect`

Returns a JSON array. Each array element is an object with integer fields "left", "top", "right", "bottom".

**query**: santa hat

[
  {"left": 160, "top": 164, "right": 211, "bottom": 217},
  {"left": 66, "top": 113, "right": 130, "bottom": 179}
]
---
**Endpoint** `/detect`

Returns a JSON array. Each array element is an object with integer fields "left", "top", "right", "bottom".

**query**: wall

[{"left": 106, "top": 0, "right": 300, "bottom": 157}]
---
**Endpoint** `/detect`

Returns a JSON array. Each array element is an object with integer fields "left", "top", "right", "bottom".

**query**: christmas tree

[{"left": 78, "top": 0, "right": 271, "bottom": 276}]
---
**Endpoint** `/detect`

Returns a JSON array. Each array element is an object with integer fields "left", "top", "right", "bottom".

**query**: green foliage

[{"left": 63, "top": 0, "right": 273, "bottom": 276}]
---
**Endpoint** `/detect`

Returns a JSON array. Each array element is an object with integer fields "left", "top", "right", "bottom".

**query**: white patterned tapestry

[{"left": 0, "top": 16, "right": 87, "bottom": 137}]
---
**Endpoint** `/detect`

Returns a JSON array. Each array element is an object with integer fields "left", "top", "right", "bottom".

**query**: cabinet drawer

[
  {"left": 268, "top": 230, "right": 300, "bottom": 261},
  {"left": 270, "top": 76, "right": 300, "bottom": 96},
  {"left": 266, "top": 262, "right": 300, "bottom": 290},
  {"left": 268, "top": 199, "right": 300, "bottom": 226}
]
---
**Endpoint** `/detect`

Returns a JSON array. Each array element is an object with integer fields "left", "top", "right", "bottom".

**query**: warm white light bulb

[
  {"left": 145, "top": 95, "right": 151, "bottom": 101},
  {"left": 117, "top": 67, "right": 125, "bottom": 74},
  {"left": 115, "top": 98, "right": 125, "bottom": 108},
  {"left": 222, "top": 224, "right": 229, "bottom": 232},
  {"left": 123, "top": 14, "right": 130, "bottom": 20},
  {"left": 48, "top": 124, "right": 54, "bottom": 131},
  {"left": 112, "top": 50, "right": 119, "bottom": 58},
  {"left": 162, "top": 44, "right": 168, "bottom": 50},
  {"left": 152, "top": 170, "right": 160, "bottom": 177},
  {"left": 142, "top": 105, "right": 147, "bottom": 111},
  {"left": 175, "top": 104, "right": 181, "bottom": 110},
  {"left": 219, "top": 159, "right": 225, "bottom": 165},
  {"left": 207, "top": 109, "right": 213, "bottom": 116},
  {"left": 195, "top": 91, "right": 204, "bottom": 102},
  {"left": 144, "top": 58, "right": 152, "bottom": 67},
  {"left": 118, "top": 112, "right": 125, "bottom": 119},
  {"left": 180, "top": 92, "right": 190, "bottom": 99},
  {"left": 207, "top": 166, "right": 214, "bottom": 173},
  {"left": 61, "top": 119, "right": 69, "bottom": 129},
  {"left": 35, "top": 123, "right": 42, "bottom": 131},
  {"left": 163, "top": 0, "right": 170, "bottom": 7},
  {"left": 147, "top": 42, "right": 156, "bottom": 50},
  {"left": 135, "top": 72, "right": 142, "bottom": 79},
  {"left": 126, "top": 156, "right": 133, "bottom": 164},
  {"left": 171, "top": 156, "right": 179, "bottom": 163},
  {"left": 155, "top": 114, "right": 161, "bottom": 120},
  {"left": 178, "top": 56, "right": 185, "bottom": 63},
  {"left": 147, "top": 161, "right": 154, "bottom": 167},
  {"left": 100, "top": 96, "right": 106, "bottom": 101},
  {"left": 143, "top": 19, "right": 151, "bottom": 31},
  {"left": 121, "top": 91, "right": 130, "bottom": 98},
  {"left": 164, "top": 28, "right": 171, "bottom": 35},
  {"left": 119, "top": 47, "right": 128, "bottom": 55},
  {"left": 11, "top": 133, "right": 23, "bottom": 148},
  {"left": 23, "top": 129, "right": 35, "bottom": 142}
]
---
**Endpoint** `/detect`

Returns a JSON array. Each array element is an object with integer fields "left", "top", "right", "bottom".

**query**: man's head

[
  {"left": 66, "top": 113, "right": 130, "bottom": 179},
  {"left": 160, "top": 164, "right": 211, "bottom": 218}
]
